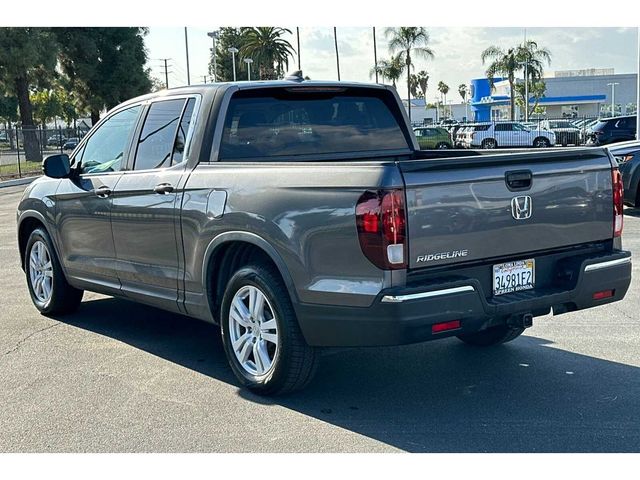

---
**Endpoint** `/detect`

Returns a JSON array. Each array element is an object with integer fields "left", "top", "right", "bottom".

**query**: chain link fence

[{"left": 0, "top": 126, "right": 89, "bottom": 180}]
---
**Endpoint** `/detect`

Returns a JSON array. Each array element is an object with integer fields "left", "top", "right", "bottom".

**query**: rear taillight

[
  {"left": 356, "top": 189, "right": 407, "bottom": 270},
  {"left": 612, "top": 168, "right": 623, "bottom": 237}
]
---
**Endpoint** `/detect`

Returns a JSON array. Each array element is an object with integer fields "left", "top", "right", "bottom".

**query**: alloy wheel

[
  {"left": 228, "top": 285, "right": 279, "bottom": 376},
  {"left": 29, "top": 240, "right": 53, "bottom": 304}
]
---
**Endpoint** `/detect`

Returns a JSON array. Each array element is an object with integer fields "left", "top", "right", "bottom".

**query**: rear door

[
  {"left": 399, "top": 149, "right": 615, "bottom": 270},
  {"left": 110, "top": 96, "right": 198, "bottom": 308}
]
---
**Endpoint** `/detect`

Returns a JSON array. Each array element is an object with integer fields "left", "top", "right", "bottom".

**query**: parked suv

[
  {"left": 586, "top": 116, "right": 637, "bottom": 146},
  {"left": 413, "top": 126, "right": 452, "bottom": 149},
  {"left": 463, "top": 122, "right": 556, "bottom": 149},
  {"left": 539, "top": 120, "right": 581, "bottom": 146}
]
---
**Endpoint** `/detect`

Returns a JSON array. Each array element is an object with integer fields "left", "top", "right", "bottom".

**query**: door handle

[
  {"left": 95, "top": 186, "right": 112, "bottom": 198},
  {"left": 154, "top": 183, "right": 175, "bottom": 194},
  {"left": 505, "top": 170, "right": 533, "bottom": 191}
]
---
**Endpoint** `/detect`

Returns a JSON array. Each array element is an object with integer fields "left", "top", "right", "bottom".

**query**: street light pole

[
  {"left": 184, "top": 27, "right": 191, "bottom": 85},
  {"left": 373, "top": 27, "right": 378, "bottom": 84},
  {"left": 228, "top": 47, "right": 239, "bottom": 82},
  {"left": 608, "top": 82, "right": 620, "bottom": 117},
  {"left": 207, "top": 30, "right": 219, "bottom": 82},
  {"left": 244, "top": 58, "right": 253, "bottom": 81}
]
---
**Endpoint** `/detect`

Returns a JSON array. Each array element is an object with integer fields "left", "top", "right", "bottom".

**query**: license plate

[{"left": 493, "top": 259, "right": 535, "bottom": 296}]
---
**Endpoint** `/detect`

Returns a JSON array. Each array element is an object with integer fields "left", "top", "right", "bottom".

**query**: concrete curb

[{"left": 0, "top": 176, "right": 39, "bottom": 189}]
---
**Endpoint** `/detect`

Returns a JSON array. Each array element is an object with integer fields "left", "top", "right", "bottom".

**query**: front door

[
  {"left": 110, "top": 97, "right": 197, "bottom": 309},
  {"left": 55, "top": 105, "right": 142, "bottom": 289}
]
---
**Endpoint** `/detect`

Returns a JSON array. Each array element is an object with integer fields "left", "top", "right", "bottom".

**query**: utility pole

[
  {"left": 608, "top": 82, "right": 619, "bottom": 117},
  {"left": 333, "top": 27, "right": 341, "bottom": 81},
  {"left": 159, "top": 58, "right": 172, "bottom": 89},
  {"left": 203, "top": 75, "right": 208, "bottom": 84},
  {"left": 373, "top": 27, "right": 378, "bottom": 83},
  {"left": 184, "top": 27, "right": 191, "bottom": 85},
  {"left": 296, "top": 27, "right": 301, "bottom": 69}
]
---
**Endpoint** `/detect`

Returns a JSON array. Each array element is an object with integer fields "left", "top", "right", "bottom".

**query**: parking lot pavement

[{"left": 0, "top": 184, "right": 639, "bottom": 453}]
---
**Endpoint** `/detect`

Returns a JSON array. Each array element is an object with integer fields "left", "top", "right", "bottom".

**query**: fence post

[{"left": 15, "top": 126, "right": 22, "bottom": 178}]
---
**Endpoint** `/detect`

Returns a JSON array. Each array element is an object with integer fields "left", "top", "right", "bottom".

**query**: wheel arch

[
  {"left": 17, "top": 211, "right": 51, "bottom": 272},
  {"left": 201, "top": 231, "right": 299, "bottom": 322}
]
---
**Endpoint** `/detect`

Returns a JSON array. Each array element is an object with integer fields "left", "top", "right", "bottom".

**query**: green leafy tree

[
  {"left": 515, "top": 80, "right": 546, "bottom": 118},
  {"left": 30, "top": 89, "right": 64, "bottom": 128},
  {"left": 55, "top": 27, "right": 152, "bottom": 125},
  {"left": 369, "top": 54, "right": 405, "bottom": 88},
  {"left": 385, "top": 27, "right": 435, "bottom": 121},
  {"left": 0, "top": 28, "right": 58, "bottom": 160},
  {"left": 0, "top": 95, "right": 19, "bottom": 125},
  {"left": 240, "top": 27, "right": 295, "bottom": 80},
  {"left": 209, "top": 28, "right": 247, "bottom": 82}
]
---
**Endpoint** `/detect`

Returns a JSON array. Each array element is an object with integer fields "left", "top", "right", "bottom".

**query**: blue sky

[{"left": 145, "top": 27, "right": 639, "bottom": 102}]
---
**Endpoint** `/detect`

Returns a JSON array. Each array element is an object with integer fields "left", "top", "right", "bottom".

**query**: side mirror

[{"left": 42, "top": 154, "right": 71, "bottom": 178}]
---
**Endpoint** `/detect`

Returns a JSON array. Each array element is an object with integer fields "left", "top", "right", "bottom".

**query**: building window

[{"left": 561, "top": 105, "right": 579, "bottom": 118}]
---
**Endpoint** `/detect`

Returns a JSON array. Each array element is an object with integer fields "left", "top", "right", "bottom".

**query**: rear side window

[
  {"left": 495, "top": 123, "right": 513, "bottom": 132},
  {"left": 219, "top": 90, "right": 409, "bottom": 160},
  {"left": 134, "top": 99, "right": 186, "bottom": 170},
  {"left": 172, "top": 98, "right": 196, "bottom": 164},
  {"left": 473, "top": 125, "right": 490, "bottom": 131}
]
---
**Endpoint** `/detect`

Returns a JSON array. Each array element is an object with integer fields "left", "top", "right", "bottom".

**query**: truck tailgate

[{"left": 399, "top": 149, "right": 614, "bottom": 270}]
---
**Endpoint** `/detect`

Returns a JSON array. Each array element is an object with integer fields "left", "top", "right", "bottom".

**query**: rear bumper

[{"left": 296, "top": 250, "right": 632, "bottom": 347}]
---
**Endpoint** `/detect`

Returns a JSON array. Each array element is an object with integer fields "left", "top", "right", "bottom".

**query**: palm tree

[
  {"left": 481, "top": 45, "right": 519, "bottom": 120},
  {"left": 481, "top": 40, "right": 551, "bottom": 120},
  {"left": 369, "top": 54, "right": 405, "bottom": 88},
  {"left": 240, "top": 27, "right": 296, "bottom": 80},
  {"left": 438, "top": 81, "right": 450, "bottom": 118},
  {"left": 517, "top": 40, "right": 551, "bottom": 117},
  {"left": 458, "top": 84, "right": 468, "bottom": 102},
  {"left": 385, "top": 27, "right": 435, "bottom": 121}
]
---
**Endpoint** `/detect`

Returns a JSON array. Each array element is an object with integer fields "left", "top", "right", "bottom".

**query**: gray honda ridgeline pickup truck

[{"left": 17, "top": 78, "right": 632, "bottom": 394}]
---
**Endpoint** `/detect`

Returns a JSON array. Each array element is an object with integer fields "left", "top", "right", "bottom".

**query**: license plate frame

[{"left": 493, "top": 259, "right": 535, "bottom": 296}]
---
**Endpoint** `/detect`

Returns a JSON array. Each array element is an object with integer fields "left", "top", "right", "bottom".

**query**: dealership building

[
  {"left": 405, "top": 68, "right": 638, "bottom": 124},
  {"left": 472, "top": 69, "right": 638, "bottom": 121}
]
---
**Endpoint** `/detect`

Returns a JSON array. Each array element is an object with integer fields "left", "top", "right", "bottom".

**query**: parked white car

[{"left": 462, "top": 122, "right": 556, "bottom": 149}]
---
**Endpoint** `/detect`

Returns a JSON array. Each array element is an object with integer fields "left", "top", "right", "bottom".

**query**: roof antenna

[{"left": 286, "top": 70, "right": 305, "bottom": 82}]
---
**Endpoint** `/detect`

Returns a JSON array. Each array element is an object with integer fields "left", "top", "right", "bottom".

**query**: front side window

[
  {"left": 79, "top": 106, "right": 142, "bottom": 174},
  {"left": 134, "top": 99, "right": 187, "bottom": 170},
  {"left": 219, "top": 90, "right": 409, "bottom": 160}
]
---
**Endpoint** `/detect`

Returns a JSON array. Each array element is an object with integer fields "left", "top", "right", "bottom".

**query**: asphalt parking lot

[{"left": 0, "top": 183, "right": 639, "bottom": 453}]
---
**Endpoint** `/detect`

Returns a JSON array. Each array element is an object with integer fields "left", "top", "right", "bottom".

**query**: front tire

[
  {"left": 220, "top": 263, "right": 318, "bottom": 395},
  {"left": 533, "top": 137, "right": 551, "bottom": 148},
  {"left": 24, "top": 227, "right": 83, "bottom": 315},
  {"left": 456, "top": 325, "right": 524, "bottom": 346}
]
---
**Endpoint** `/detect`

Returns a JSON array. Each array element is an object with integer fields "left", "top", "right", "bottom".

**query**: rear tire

[
  {"left": 436, "top": 142, "right": 450, "bottom": 149},
  {"left": 456, "top": 325, "right": 524, "bottom": 346},
  {"left": 24, "top": 227, "right": 83, "bottom": 316},
  {"left": 481, "top": 138, "right": 497, "bottom": 149},
  {"left": 220, "top": 262, "right": 318, "bottom": 395}
]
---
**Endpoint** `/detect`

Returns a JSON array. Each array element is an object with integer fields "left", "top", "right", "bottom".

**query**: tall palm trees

[
  {"left": 481, "top": 40, "right": 551, "bottom": 120},
  {"left": 240, "top": 27, "right": 295, "bottom": 80},
  {"left": 370, "top": 54, "right": 404, "bottom": 88},
  {"left": 437, "top": 81, "right": 450, "bottom": 119},
  {"left": 385, "top": 27, "right": 434, "bottom": 121}
]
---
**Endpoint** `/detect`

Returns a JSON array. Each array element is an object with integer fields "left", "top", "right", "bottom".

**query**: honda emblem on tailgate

[{"left": 511, "top": 196, "right": 532, "bottom": 220}]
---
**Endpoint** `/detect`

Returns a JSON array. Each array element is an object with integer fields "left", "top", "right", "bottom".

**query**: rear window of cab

[{"left": 219, "top": 88, "right": 411, "bottom": 160}]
